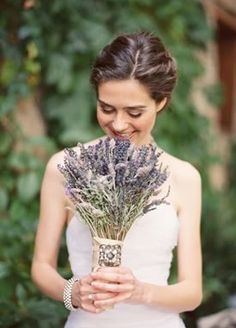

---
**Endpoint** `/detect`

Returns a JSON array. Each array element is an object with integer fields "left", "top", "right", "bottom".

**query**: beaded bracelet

[{"left": 63, "top": 277, "right": 79, "bottom": 311}]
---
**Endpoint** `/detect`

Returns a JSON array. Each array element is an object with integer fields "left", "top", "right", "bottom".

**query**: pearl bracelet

[{"left": 63, "top": 277, "right": 79, "bottom": 311}]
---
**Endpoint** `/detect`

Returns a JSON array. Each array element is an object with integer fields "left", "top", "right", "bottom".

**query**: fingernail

[{"left": 91, "top": 281, "right": 98, "bottom": 286}]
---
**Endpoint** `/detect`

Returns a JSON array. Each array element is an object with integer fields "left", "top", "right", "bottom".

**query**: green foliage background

[{"left": 1, "top": 0, "right": 236, "bottom": 327}]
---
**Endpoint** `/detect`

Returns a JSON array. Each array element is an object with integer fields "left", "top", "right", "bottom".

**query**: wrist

[
  {"left": 71, "top": 280, "right": 80, "bottom": 308},
  {"left": 63, "top": 277, "right": 79, "bottom": 311},
  {"left": 135, "top": 281, "right": 152, "bottom": 305},
  {"left": 132, "top": 280, "right": 147, "bottom": 304}
]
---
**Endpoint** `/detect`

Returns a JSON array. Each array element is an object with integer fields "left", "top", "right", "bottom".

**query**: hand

[
  {"left": 71, "top": 273, "right": 117, "bottom": 313},
  {"left": 90, "top": 266, "right": 143, "bottom": 308}
]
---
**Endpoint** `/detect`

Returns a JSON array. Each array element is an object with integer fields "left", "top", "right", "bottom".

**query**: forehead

[{"left": 97, "top": 79, "right": 154, "bottom": 106}]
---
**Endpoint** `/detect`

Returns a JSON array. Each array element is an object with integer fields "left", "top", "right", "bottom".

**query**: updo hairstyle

[{"left": 90, "top": 32, "right": 177, "bottom": 107}]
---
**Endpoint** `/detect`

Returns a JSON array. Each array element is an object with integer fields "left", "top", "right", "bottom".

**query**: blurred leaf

[
  {"left": 16, "top": 284, "right": 27, "bottom": 302},
  {"left": 0, "top": 60, "right": 18, "bottom": 87},
  {"left": 46, "top": 54, "right": 73, "bottom": 92},
  {"left": 0, "top": 262, "right": 10, "bottom": 279},
  {"left": 204, "top": 83, "right": 224, "bottom": 108},
  {"left": 8, "top": 152, "right": 30, "bottom": 171},
  {"left": 0, "top": 133, "right": 13, "bottom": 154},
  {"left": 8, "top": 151, "right": 43, "bottom": 171},
  {"left": 17, "top": 171, "right": 41, "bottom": 202},
  {"left": 0, "top": 96, "right": 17, "bottom": 117},
  {"left": 0, "top": 172, "right": 15, "bottom": 192},
  {"left": 24, "top": 59, "right": 41, "bottom": 74},
  {"left": 0, "top": 187, "right": 8, "bottom": 210},
  {"left": 18, "top": 25, "right": 40, "bottom": 39},
  {"left": 26, "top": 135, "right": 57, "bottom": 154}
]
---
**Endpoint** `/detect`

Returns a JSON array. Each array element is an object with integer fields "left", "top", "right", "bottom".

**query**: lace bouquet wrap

[{"left": 58, "top": 137, "right": 169, "bottom": 271}]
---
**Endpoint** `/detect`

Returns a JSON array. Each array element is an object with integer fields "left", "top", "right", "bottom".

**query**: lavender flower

[{"left": 58, "top": 137, "right": 169, "bottom": 240}]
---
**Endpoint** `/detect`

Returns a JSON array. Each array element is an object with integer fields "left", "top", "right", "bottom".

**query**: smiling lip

[{"left": 111, "top": 130, "right": 134, "bottom": 139}]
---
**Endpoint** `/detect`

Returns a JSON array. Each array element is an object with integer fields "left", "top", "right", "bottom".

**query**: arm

[
  {"left": 31, "top": 153, "right": 68, "bottom": 301},
  {"left": 31, "top": 152, "right": 115, "bottom": 312},
  {"left": 91, "top": 163, "right": 202, "bottom": 312}
]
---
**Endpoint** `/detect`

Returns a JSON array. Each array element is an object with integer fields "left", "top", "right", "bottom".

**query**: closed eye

[
  {"left": 98, "top": 101, "right": 143, "bottom": 118},
  {"left": 100, "top": 107, "right": 142, "bottom": 118},
  {"left": 100, "top": 105, "right": 114, "bottom": 114},
  {"left": 128, "top": 112, "right": 142, "bottom": 118}
]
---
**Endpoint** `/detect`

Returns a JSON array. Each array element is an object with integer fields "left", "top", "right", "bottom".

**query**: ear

[{"left": 156, "top": 97, "right": 167, "bottom": 113}]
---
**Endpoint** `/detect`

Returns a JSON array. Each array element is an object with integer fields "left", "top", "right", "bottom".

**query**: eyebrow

[{"left": 98, "top": 99, "right": 146, "bottom": 110}]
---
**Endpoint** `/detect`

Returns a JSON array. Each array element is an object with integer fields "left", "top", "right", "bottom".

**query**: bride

[{"left": 31, "top": 31, "right": 202, "bottom": 328}]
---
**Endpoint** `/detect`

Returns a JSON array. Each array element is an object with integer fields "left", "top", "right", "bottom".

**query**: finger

[
  {"left": 91, "top": 271, "right": 133, "bottom": 284},
  {"left": 94, "top": 292, "right": 131, "bottom": 308},
  {"left": 80, "top": 275, "right": 94, "bottom": 286},
  {"left": 80, "top": 290, "right": 117, "bottom": 304},
  {"left": 91, "top": 281, "right": 134, "bottom": 293},
  {"left": 82, "top": 302, "right": 104, "bottom": 313},
  {"left": 80, "top": 294, "right": 94, "bottom": 303},
  {"left": 80, "top": 271, "right": 106, "bottom": 285},
  {"left": 79, "top": 280, "right": 106, "bottom": 296},
  {"left": 88, "top": 293, "right": 94, "bottom": 301},
  {"left": 95, "top": 266, "right": 130, "bottom": 274},
  {"left": 92, "top": 292, "right": 118, "bottom": 301},
  {"left": 79, "top": 295, "right": 106, "bottom": 313}
]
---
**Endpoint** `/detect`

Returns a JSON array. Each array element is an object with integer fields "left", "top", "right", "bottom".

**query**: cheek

[
  {"left": 136, "top": 115, "right": 156, "bottom": 132},
  {"left": 96, "top": 110, "right": 107, "bottom": 127}
]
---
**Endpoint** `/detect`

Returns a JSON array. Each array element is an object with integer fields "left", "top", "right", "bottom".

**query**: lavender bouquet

[{"left": 58, "top": 137, "right": 169, "bottom": 269}]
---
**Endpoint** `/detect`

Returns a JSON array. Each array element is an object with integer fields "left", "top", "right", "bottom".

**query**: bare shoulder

[
  {"left": 174, "top": 160, "right": 201, "bottom": 210},
  {"left": 44, "top": 150, "right": 66, "bottom": 181},
  {"left": 162, "top": 150, "right": 201, "bottom": 187},
  {"left": 160, "top": 150, "right": 201, "bottom": 215},
  {"left": 46, "top": 149, "right": 65, "bottom": 167}
]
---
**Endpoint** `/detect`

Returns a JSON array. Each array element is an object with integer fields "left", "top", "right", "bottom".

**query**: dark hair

[{"left": 90, "top": 32, "right": 177, "bottom": 106}]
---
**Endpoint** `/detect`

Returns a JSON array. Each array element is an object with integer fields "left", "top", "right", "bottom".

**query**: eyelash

[{"left": 100, "top": 106, "right": 142, "bottom": 118}]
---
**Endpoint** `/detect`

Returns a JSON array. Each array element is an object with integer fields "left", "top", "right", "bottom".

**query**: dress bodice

[{"left": 64, "top": 203, "right": 186, "bottom": 328}]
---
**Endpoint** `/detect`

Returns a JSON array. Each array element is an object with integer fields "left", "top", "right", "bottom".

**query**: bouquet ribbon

[
  {"left": 92, "top": 236, "right": 123, "bottom": 271},
  {"left": 92, "top": 237, "right": 123, "bottom": 310}
]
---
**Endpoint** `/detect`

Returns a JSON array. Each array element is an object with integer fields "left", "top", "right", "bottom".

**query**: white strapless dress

[{"left": 64, "top": 204, "right": 186, "bottom": 328}]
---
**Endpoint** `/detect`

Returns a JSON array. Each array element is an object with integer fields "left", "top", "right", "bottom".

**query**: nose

[{"left": 112, "top": 114, "right": 128, "bottom": 133}]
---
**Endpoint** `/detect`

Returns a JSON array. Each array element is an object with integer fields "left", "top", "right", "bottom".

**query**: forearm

[
  {"left": 137, "top": 280, "right": 202, "bottom": 313},
  {"left": 31, "top": 261, "right": 66, "bottom": 302}
]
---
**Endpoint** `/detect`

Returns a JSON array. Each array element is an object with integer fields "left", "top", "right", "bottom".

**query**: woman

[{"left": 31, "top": 32, "right": 202, "bottom": 327}]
